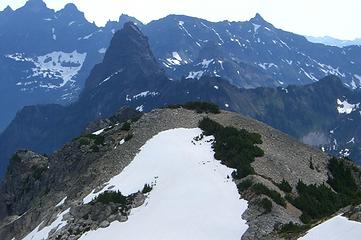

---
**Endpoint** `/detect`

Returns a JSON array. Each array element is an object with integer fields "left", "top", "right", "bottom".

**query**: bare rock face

[{"left": 0, "top": 150, "right": 48, "bottom": 219}]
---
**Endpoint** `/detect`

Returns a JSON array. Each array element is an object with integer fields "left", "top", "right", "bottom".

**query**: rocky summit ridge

[{"left": 0, "top": 106, "right": 360, "bottom": 239}]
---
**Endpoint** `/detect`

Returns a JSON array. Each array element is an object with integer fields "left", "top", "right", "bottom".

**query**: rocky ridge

[{"left": 1, "top": 107, "right": 359, "bottom": 240}]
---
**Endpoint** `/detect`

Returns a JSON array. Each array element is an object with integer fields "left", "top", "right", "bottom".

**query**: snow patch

[
  {"left": 198, "top": 59, "right": 213, "bottom": 69},
  {"left": 281, "top": 87, "right": 288, "bottom": 93},
  {"left": 136, "top": 105, "right": 144, "bottom": 112},
  {"left": 81, "top": 128, "right": 248, "bottom": 240},
  {"left": 179, "top": 21, "right": 201, "bottom": 47},
  {"left": 22, "top": 208, "right": 70, "bottom": 240},
  {"left": 187, "top": 71, "right": 204, "bottom": 80},
  {"left": 82, "top": 33, "right": 94, "bottom": 40},
  {"left": 92, "top": 128, "right": 105, "bottom": 135},
  {"left": 98, "top": 48, "right": 107, "bottom": 54},
  {"left": 300, "top": 68, "right": 318, "bottom": 82},
  {"left": 315, "top": 61, "right": 346, "bottom": 78},
  {"left": 55, "top": 197, "right": 67, "bottom": 208},
  {"left": 165, "top": 52, "right": 185, "bottom": 66},
  {"left": 299, "top": 215, "right": 361, "bottom": 240},
  {"left": 6, "top": 51, "right": 87, "bottom": 89},
  {"left": 339, "top": 149, "right": 351, "bottom": 157},
  {"left": 337, "top": 99, "right": 360, "bottom": 114},
  {"left": 252, "top": 23, "right": 261, "bottom": 33},
  {"left": 98, "top": 69, "right": 124, "bottom": 86},
  {"left": 52, "top": 28, "right": 56, "bottom": 40},
  {"left": 258, "top": 62, "right": 278, "bottom": 70},
  {"left": 132, "top": 91, "right": 159, "bottom": 100}
]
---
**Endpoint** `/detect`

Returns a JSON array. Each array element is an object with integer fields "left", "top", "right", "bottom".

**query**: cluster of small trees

[
  {"left": 76, "top": 134, "right": 105, "bottom": 147},
  {"left": 287, "top": 157, "right": 361, "bottom": 224},
  {"left": 252, "top": 183, "right": 286, "bottom": 207},
  {"left": 277, "top": 179, "right": 292, "bottom": 193},
  {"left": 199, "top": 117, "right": 264, "bottom": 178},
  {"left": 168, "top": 102, "right": 221, "bottom": 114},
  {"left": 91, "top": 190, "right": 128, "bottom": 205}
]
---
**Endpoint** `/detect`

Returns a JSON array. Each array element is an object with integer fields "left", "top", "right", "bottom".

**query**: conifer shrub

[
  {"left": 77, "top": 137, "right": 91, "bottom": 146},
  {"left": 199, "top": 117, "right": 264, "bottom": 179},
  {"left": 124, "top": 133, "right": 134, "bottom": 142},
  {"left": 237, "top": 179, "right": 253, "bottom": 192},
  {"left": 91, "top": 191, "right": 128, "bottom": 205},
  {"left": 168, "top": 102, "right": 220, "bottom": 114},
  {"left": 279, "top": 222, "right": 309, "bottom": 235},
  {"left": 290, "top": 181, "right": 340, "bottom": 223},
  {"left": 142, "top": 184, "right": 153, "bottom": 194},
  {"left": 327, "top": 157, "right": 361, "bottom": 204},
  {"left": 76, "top": 134, "right": 105, "bottom": 146},
  {"left": 289, "top": 158, "right": 361, "bottom": 224},
  {"left": 277, "top": 179, "right": 292, "bottom": 193},
  {"left": 252, "top": 183, "right": 286, "bottom": 207},
  {"left": 121, "top": 122, "right": 131, "bottom": 131},
  {"left": 87, "top": 134, "right": 105, "bottom": 146},
  {"left": 259, "top": 198, "right": 273, "bottom": 213}
]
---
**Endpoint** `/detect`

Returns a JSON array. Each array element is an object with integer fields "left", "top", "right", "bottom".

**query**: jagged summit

[
  {"left": 18, "top": 0, "right": 53, "bottom": 15},
  {"left": 102, "top": 22, "right": 160, "bottom": 74},
  {"left": 57, "top": 2, "right": 84, "bottom": 19},
  {"left": 250, "top": 13, "right": 265, "bottom": 23},
  {"left": 63, "top": 3, "right": 78, "bottom": 11},
  {"left": 118, "top": 14, "right": 143, "bottom": 27},
  {"left": 82, "top": 21, "right": 165, "bottom": 96},
  {"left": 1, "top": 6, "right": 13, "bottom": 14},
  {"left": 23, "top": 0, "right": 47, "bottom": 9},
  {"left": 249, "top": 13, "right": 274, "bottom": 28}
]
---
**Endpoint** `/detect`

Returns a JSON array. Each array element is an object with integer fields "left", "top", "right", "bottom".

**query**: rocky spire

[
  {"left": 82, "top": 22, "right": 164, "bottom": 92},
  {"left": 102, "top": 22, "right": 161, "bottom": 76}
]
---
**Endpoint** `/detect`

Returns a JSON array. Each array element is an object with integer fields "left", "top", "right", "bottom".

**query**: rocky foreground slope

[{"left": 1, "top": 107, "right": 361, "bottom": 240}]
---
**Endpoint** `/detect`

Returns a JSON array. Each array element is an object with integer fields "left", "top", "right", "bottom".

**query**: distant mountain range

[
  {"left": 1, "top": 0, "right": 361, "bottom": 132},
  {"left": 1, "top": 20, "right": 361, "bottom": 178},
  {"left": 307, "top": 36, "right": 361, "bottom": 47}
]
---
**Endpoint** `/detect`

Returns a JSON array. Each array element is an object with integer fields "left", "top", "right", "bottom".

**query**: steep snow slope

[
  {"left": 299, "top": 215, "right": 361, "bottom": 240},
  {"left": 81, "top": 128, "right": 248, "bottom": 240}
]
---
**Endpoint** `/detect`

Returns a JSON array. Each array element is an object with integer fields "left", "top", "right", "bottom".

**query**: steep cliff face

[
  {"left": 0, "top": 151, "right": 48, "bottom": 219},
  {"left": 2, "top": 108, "right": 359, "bottom": 240}
]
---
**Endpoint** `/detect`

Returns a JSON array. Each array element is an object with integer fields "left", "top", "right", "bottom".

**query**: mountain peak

[
  {"left": 2, "top": 6, "right": 13, "bottom": 14},
  {"left": 24, "top": 0, "right": 47, "bottom": 8},
  {"left": 103, "top": 21, "right": 160, "bottom": 73},
  {"left": 84, "top": 22, "right": 162, "bottom": 91},
  {"left": 58, "top": 2, "right": 84, "bottom": 19},
  {"left": 63, "top": 3, "right": 79, "bottom": 12},
  {"left": 118, "top": 14, "right": 143, "bottom": 27},
  {"left": 250, "top": 13, "right": 268, "bottom": 25},
  {"left": 122, "top": 21, "right": 143, "bottom": 35}
]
